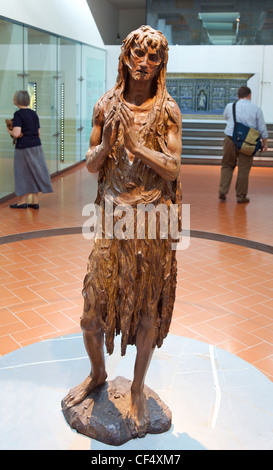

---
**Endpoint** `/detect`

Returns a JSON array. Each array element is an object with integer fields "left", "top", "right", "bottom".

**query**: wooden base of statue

[{"left": 61, "top": 376, "right": 171, "bottom": 446}]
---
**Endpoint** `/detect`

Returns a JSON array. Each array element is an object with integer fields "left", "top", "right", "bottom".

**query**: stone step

[
  {"left": 182, "top": 121, "right": 225, "bottom": 130},
  {"left": 183, "top": 130, "right": 225, "bottom": 138},
  {"left": 183, "top": 137, "right": 224, "bottom": 146},
  {"left": 183, "top": 150, "right": 273, "bottom": 158},
  {"left": 183, "top": 129, "right": 273, "bottom": 138},
  {"left": 181, "top": 155, "right": 273, "bottom": 167},
  {"left": 182, "top": 120, "right": 273, "bottom": 130},
  {"left": 182, "top": 145, "right": 220, "bottom": 158},
  {"left": 180, "top": 120, "right": 273, "bottom": 165}
]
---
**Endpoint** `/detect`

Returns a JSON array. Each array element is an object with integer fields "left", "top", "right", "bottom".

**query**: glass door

[
  {"left": 24, "top": 26, "right": 58, "bottom": 174},
  {"left": 81, "top": 45, "right": 106, "bottom": 156},
  {"left": 58, "top": 38, "right": 82, "bottom": 170}
]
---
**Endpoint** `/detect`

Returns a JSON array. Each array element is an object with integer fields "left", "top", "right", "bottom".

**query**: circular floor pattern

[
  {"left": 0, "top": 333, "right": 273, "bottom": 450},
  {"left": 1, "top": 227, "right": 273, "bottom": 256}
]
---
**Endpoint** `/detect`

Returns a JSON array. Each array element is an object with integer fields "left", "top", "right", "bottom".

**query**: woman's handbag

[
  {"left": 5, "top": 118, "right": 23, "bottom": 145},
  {"left": 232, "top": 103, "right": 262, "bottom": 156}
]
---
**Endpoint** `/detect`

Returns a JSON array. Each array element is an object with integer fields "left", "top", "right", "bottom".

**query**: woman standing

[{"left": 7, "top": 90, "right": 53, "bottom": 209}]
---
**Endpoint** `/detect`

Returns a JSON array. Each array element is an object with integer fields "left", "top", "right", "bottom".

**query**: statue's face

[{"left": 128, "top": 43, "right": 161, "bottom": 81}]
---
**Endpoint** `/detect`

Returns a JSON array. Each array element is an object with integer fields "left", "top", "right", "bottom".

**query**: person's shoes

[
  {"left": 219, "top": 193, "right": 226, "bottom": 201},
  {"left": 28, "top": 203, "right": 39, "bottom": 209},
  {"left": 10, "top": 203, "right": 27, "bottom": 209},
  {"left": 237, "top": 197, "right": 250, "bottom": 204}
]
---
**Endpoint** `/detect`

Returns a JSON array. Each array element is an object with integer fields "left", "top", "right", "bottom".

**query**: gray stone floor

[{"left": 1, "top": 333, "right": 273, "bottom": 450}]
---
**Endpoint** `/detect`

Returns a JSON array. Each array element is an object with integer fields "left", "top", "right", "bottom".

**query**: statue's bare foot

[
  {"left": 127, "top": 390, "right": 150, "bottom": 438},
  {"left": 62, "top": 372, "right": 107, "bottom": 409}
]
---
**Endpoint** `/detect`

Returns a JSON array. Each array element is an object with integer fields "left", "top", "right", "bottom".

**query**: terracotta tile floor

[{"left": 1, "top": 162, "right": 273, "bottom": 381}]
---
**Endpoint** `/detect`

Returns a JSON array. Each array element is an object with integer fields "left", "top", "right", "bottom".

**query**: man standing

[
  {"left": 62, "top": 26, "right": 182, "bottom": 439},
  {"left": 219, "top": 86, "right": 268, "bottom": 203}
]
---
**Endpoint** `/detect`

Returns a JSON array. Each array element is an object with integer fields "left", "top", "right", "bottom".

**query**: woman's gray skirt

[{"left": 14, "top": 145, "right": 53, "bottom": 196}]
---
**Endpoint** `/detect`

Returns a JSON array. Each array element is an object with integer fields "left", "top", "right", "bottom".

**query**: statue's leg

[
  {"left": 128, "top": 313, "right": 157, "bottom": 437},
  {"left": 62, "top": 289, "right": 107, "bottom": 409}
]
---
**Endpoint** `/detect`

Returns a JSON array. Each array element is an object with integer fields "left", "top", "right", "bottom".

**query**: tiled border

[
  {"left": 0, "top": 227, "right": 81, "bottom": 245},
  {"left": 190, "top": 230, "right": 273, "bottom": 255},
  {"left": 1, "top": 227, "right": 273, "bottom": 255}
]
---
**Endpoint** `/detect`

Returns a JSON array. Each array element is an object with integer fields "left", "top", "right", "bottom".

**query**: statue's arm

[
  {"left": 86, "top": 102, "right": 118, "bottom": 173},
  {"left": 120, "top": 103, "right": 182, "bottom": 182}
]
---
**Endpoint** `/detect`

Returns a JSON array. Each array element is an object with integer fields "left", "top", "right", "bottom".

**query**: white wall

[
  {"left": 0, "top": 0, "right": 104, "bottom": 47},
  {"left": 261, "top": 47, "right": 273, "bottom": 123},
  {"left": 86, "top": 0, "right": 119, "bottom": 45},
  {"left": 106, "top": 44, "right": 273, "bottom": 123}
]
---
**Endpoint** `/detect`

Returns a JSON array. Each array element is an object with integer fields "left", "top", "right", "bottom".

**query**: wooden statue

[{"left": 62, "top": 25, "right": 182, "bottom": 445}]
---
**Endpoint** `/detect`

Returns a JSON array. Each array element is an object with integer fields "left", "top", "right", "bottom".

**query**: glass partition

[
  {"left": 0, "top": 19, "right": 24, "bottom": 198},
  {"left": 0, "top": 16, "right": 106, "bottom": 199},
  {"left": 59, "top": 38, "right": 82, "bottom": 170},
  {"left": 25, "top": 27, "right": 59, "bottom": 174}
]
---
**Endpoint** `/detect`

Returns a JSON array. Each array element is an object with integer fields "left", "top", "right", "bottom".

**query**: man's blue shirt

[{"left": 223, "top": 99, "right": 268, "bottom": 139}]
